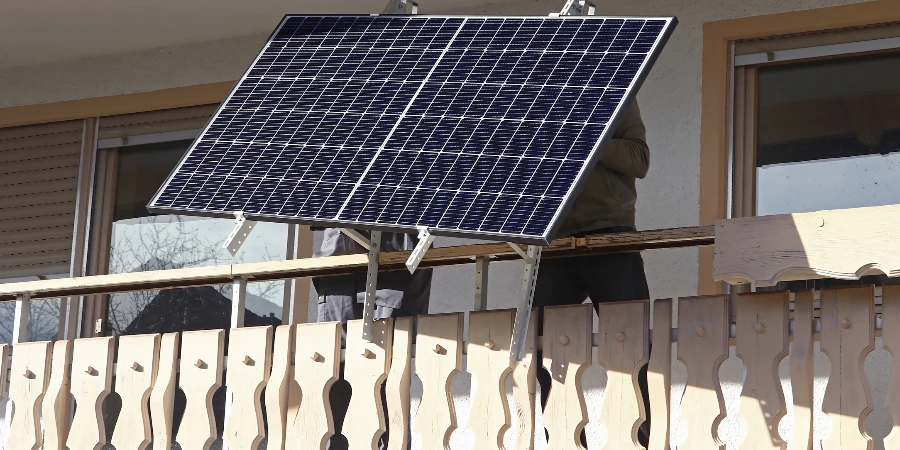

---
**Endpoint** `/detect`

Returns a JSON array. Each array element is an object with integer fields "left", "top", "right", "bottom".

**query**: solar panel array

[{"left": 149, "top": 15, "right": 674, "bottom": 243}]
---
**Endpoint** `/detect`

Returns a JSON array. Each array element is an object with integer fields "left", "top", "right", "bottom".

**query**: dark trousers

[{"left": 532, "top": 226, "right": 652, "bottom": 447}]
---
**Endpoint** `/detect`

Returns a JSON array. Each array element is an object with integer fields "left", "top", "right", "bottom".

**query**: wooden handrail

[{"left": 0, "top": 225, "right": 714, "bottom": 301}]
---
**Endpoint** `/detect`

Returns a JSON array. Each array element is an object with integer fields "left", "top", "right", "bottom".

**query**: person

[
  {"left": 531, "top": 98, "right": 652, "bottom": 446},
  {"left": 312, "top": 228, "right": 432, "bottom": 450}
]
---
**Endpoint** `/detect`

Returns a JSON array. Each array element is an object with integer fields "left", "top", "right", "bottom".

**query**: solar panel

[{"left": 148, "top": 15, "right": 675, "bottom": 244}]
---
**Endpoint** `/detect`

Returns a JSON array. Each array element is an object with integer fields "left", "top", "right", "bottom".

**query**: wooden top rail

[{"left": 0, "top": 226, "right": 713, "bottom": 301}]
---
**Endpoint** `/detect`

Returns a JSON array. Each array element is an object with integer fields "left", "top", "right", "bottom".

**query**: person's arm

[{"left": 596, "top": 100, "right": 650, "bottom": 179}]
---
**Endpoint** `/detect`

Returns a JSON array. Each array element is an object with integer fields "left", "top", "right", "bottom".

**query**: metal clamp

[
  {"left": 510, "top": 245, "right": 542, "bottom": 361},
  {"left": 406, "top": 227, "right": 435, "bottom": 273},
  {"left": 223, "top": 212, "right": 257, "bottom": 256},
  {"left": 559, "top": 0, "right": 596, "bottom": 15}
]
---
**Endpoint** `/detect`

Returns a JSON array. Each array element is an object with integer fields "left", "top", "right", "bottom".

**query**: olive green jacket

[{"left": 556, "top": 99, "right": 649, "bottom": 237}]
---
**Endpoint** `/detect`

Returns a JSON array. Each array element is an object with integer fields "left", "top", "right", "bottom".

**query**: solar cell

[{"left": 149, "top": 14, "right": 675, "bottom": 244}]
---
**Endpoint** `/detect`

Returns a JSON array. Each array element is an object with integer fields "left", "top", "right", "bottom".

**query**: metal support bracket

[
  {"left": 231, "top": 277, "right": 247, "bottom": 329},
  {"left": 406, "top": 227, "right": 435, "bottom": 273},
  {"left": 385, "top": 0, "right": 418, "bottom": 14},
  {"left": 361, "top": 230, "right": 382, "bottom": 342},
  {"left": 340, "top": 228, "right": 372, "bottom": 251},
  {"left": 507, "top": 242, "right": 535, "bottom": 264},
  {"left": 559, "top": 0, "right": 595, "bottom": 15},
  {"left": 474, "top": 256, "right": 490, "bottom": 311},
  {"left": 510, "top": 245, "right": 542, "bottom": 361},
  {"left": 223, "top": 212, "right": 257, "bottom": 256}
]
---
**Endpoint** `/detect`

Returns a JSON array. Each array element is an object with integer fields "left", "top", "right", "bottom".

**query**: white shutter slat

[{"left": 98, "top": 104, "right": 217, "bottom": 139}]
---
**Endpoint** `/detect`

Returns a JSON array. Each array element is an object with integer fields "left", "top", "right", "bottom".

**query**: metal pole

[
  {"left": 510, "top": 245, "right": 542, "bottom": 361},
  {"left": 362, "top": 230, "right": 382, "bottom": 341},
  {"left": 474, "top": 256, "right": 489, "bottom": 311}
]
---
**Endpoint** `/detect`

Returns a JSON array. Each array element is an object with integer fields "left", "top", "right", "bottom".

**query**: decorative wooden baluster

[
  {"left": 542, "top": 304, "right": 592, "bottom": 450},
  {"left": 66, "top": 336, "right": 115, "bottom": 450},
  {"left": 820, "top": 286, "right": 875, "bottom": 450},
  {"left": 387, "top": 317, "right": 413, "bottom": 450},
  {"left": 597, "top": 300, "right": 650, "bottom": 450},
  {"left": 468, "top": 310, "right": 515, "bottom": 450},
  {"left": 42, "top": 340, "right": 72, "bottom": 450},
  {"left": 265, "top": 325, "right": 294, "bottom": 450},
  {"left": 344, "top": 319, "right": 394, "bottom": 449},
  {"left": 648, "top": 299, "right": 673, "bottom": 450},
  {"left": 677, "top": 295, "right": 728, "bottom": 450},
  {"left": 286, "top": 321, "right": 341, "bottom": 450},
  {"left": 176, "top": 329, "right": 225, "bottom": 450},
  {"left": 736, "top": 292, "right": 789, "bottom": 450},
  {"left": 511, "top": 310, "right": 537, "bottom": 450},
  {"left": 415, "top": 313, "right": 464, "bottom": 449},
  {"left": 790, "top": 291, "right": 815, "bottom": 450},
  {"left": 9, "top": 341, "right": 51, "bottom": 450},
  {"left": 150, "top": 332, "right": 179, "bottom": 449},
  {"left": 224, "top": 326, "right": 273, "bottom": 450},
  {"left": 111, "top": 334, "right": 160, "bottom": 450}
]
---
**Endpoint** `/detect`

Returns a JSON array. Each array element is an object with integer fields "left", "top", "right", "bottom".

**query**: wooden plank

[
  {"left": 415, "top": 313, "right": 464, "bottom": 450},
  {"left": 176, "top": 329, "right": 225, "bottom": 450},
  {"left": 596, "top": 300, "right": 650, "bottom": 450},
  {"left": 8, "top": 341, "right": 52, "bottom": 450},
  {"left": 264, "top": 325, "right": 294, "bottom": 450},
  {"left": 648, "top": 299, "right": 672, "bottom": 450},
  {"left": 286, "top": 321, "right": 341, "bottom": 450},
  {"left": 511, "top": 310, "right": 537, "bottom": 450},
  {"left": 467, "top": 310, "right": 515, "bottom": 450},
  {"left": 542, "top": 304, "right": 592, "bottom": 450},
  {"left": 344, "top": 319, "right": 394, "bottom": 449},
  {"left": 0, "top": 343, "right": 9, "bottom": 407},
  {"left": 386, "top": 317, "right": 413, "bottom": 450},
  {"left": 66, "top": 336, "right": 115, "bottom": 450},
  {"left": 224, "top": 326, "right": 273, "bottom": 450},
  {"left": 149, "top": 332, "right": 179, "bottom": 449},
  {"left": 677, "top": 295, "right": 729, "bottom": 450},
  {"left": 820, "top": 286, "right": 875, "bottom": 450},
  {"left": 790, "top": 291, "right": 815, "bottom": 450},
  {"left": 111, "top": 334, "right": 160, "bottom": 450},
  {"left": 735, "top": 292, "right": 789, "bottom": 450},
  {"left": 713, "top": 204, "right": 900, "bottom": 286}
]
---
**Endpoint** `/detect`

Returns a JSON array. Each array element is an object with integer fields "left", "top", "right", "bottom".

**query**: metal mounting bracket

[
  {"left": 361, "top": 230, "right": 382, "bottom": 342},
  {"left": 385, "top": 0, "right": 418, "bottom": 14},
  {"left": 510, "top": 245, "right": 542, "bottom": 361},
  {"left": 340, "top": 228, "right": 372, "bottom": 251},
  {"left": 406, "top": 227, "right": 435, "bottom": 273},
  {"left": 559, "top": 0, "right": 596, "bottom": 15},
  {"left": 507, "top": 242, "right": 535, "bottom": 264},
  {"left": 223, "top": 212, "right": 257, "bottom": 256}
]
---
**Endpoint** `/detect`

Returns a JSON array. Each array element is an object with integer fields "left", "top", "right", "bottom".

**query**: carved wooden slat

[
  {"left": 467, "top": 310, "right": 515, "bottom": 450},
  {"left": 66, "top": 336, "right": 115, "bottom": 450},
  {"left": 8, "top": 341, "right": 52, "bottom": 450},
  {"left": 344, "top": 319, "right": 394, "bottom": 449},
  {"left": 265, "top": 325, "right": 294, "bottom": 450},
  {"left": 735, "top": 292, "right": 789, "bottom": 450},
  {"left": 224, "top": 326, "right": 273, "bottom": 450},
  {"left": 648, "top": 299, "right": 672, "bottom": 450},
  {"left": 415, "top": 313, "right": 464, "bottom": 449},
  {"left": 41, "top": 340, "right": 71, "bottom": 450},
  {"left": 176, "top": 329, "right": 225, "bottom": 450},
  {"left": 820, "top": 286, "right": 875, "bottom": 450},
  {"left": 111, "top": 334, "right": 160, "bottom": 450},
  {"left": 884, "top": 285, "right": 900, "bottom": 450},
  {"left": 150, "top": 332, "right": 179, "bottom": 449},
  {"left": 286, "top": 321, "right": 341, "bottom": 450},
  {"left": 677, "top": 295, "right": 728, "bottom": 450},
  {"left": 596, "top": 300, "right": 649, "bottom": 450},
  {"left": 542, "top": 304, "right": 592, "bottom": 450},
  {"left": 511, "top": 310, "right": 537, "bottom": 450},
  {"left": 387, "top": 316, "right": 413, "bottom": 450},
  {"left": 790, "top": 291, "right": 815, "bottom": 450}
]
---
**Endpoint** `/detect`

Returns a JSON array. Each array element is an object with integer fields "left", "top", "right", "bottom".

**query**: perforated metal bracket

[
  {"left": 385, "top": 0, "right": 418, "bottom": 14},
  {"left": 406, "top": 227, "right": 435, "bottom": 273},
  {"left": 559, "top": 0, "right": 595, "bottom": 15},
  {"left": 507, "top": 242, "right": 535, "bottom": 264},
  {"left": 223, "top": 212, "right": 257, "bottom": 256},
  {"left": 340, "top": 228, "right": 372, "bottom": 251},
  {"left": 361, "top": 230, "right": 382, "bottom": 342},
  {"left": 510, "top": 245, "right": 542, "bottom": 361}
]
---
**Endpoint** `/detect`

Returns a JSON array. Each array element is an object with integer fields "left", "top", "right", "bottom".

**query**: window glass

[{"left": 0, "top": 275, "right": 66, "bottom": 344}]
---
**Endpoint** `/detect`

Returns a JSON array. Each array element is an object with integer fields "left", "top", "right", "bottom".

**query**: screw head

[
  {"left": 754, "top": 323, "right": 765, "bottom": 334},
  {"left": 696, "top": 327, "right": 707, "bottom": 337},
  {"left": 841, "top": 318, "right": 851, "bottom": 329},
  {"left": 615, "top": 332, "right": 626, "bottom": 342},
  {"left": 558, "top": 335, "right": 569, "bottom": 346}
]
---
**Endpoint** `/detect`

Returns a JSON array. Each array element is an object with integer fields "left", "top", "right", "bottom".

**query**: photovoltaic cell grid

[{"left": 149, "top": 15, "right": 674, "bottom": 243}]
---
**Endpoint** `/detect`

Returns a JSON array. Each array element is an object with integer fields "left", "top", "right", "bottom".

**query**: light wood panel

[
  {"left": 111, "top": 334, "right": 160, "bottom": 450},
  {"left": 176, "top": 329, "right": 225, "bottom": 450},
  {"left": 387, "top": 316, "right": 413, "bottom": 450},
  {"left": 66, "top": 336, "right": 115, "bottom": 450},
  {"left": 42, "top": 341, "right": 70, "bottom": 450},
  {"left": 344, "top": 319, "right": 394, "bottom": 449},
  {"left": 149, "top": 332, "right": 179, "bottom": 449},
  {"left": 223, "top": 326, "right": 273, "bottom": 450},
  {"left": 265, "top": 325, "right": 294, "bottom": 450},
  {"left": 596, "top": 300, "right": 650, "bottom": 450},
  {"left": 648, "top": 299, "right": 673, "bottom": 450},
  {"left": 885, "top": 285, "right": 900, "bottom": 450},
  {"left": 735, "top": 292, "right": 789, "bottom": 450},
  {"left": 790, "top": 291, "right": 816, "bottom": 450},
  {"left": 467, "top": 310, "right": 515, "bottom": 450},
  {"left": 511, "top": 310, "right": 537, "bottom": 450},
  {"left": 542, "top": 304, "right": 592, "bottom": 450},
  {"left": 820, "top": 286, "right": 875, "bottom": 450},
  {"left": 286, "top": 321, "right": 341, "bottom": 450},
  {"left": 677, "top": 295, "right": 729, "bottom": 450},
  {"left": 8, "top": 341, "right": 52, "bottom": 450},
  {"left": 415, "top": 313, "right": 464, "bottom": 450}
]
